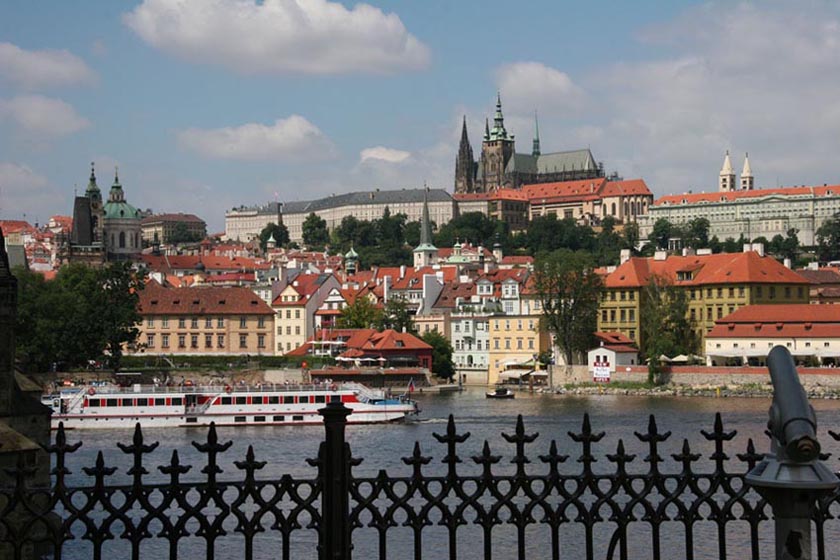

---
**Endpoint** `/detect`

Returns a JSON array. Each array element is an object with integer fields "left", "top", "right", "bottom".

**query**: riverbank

[{"left": 536, "top": 381, "right": 840, "bottom": 399}]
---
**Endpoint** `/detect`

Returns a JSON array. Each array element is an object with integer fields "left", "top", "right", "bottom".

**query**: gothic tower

[
  {"left": 454, "top": 116, "right": 476, "bottom": 194},
  {"left": 740, "top": 152, "right": 754, "bottom": 190},
  {"left": 86, "top": 162, "right": 104, "bottom": 244},
  {"left": 479, "top": 93, "right": 515, "bottom": 192},
  {"left": 413, "top": 189, "right": 438, "bottom": 269},
  {"left": 0, "top": 227, "right": 16, "bottom": 416},
  {"left": 532, "top": 111, "right": 541, "bottom": 157},
  {"left": 719, "top": 150, "right": 736, "bottom": 192}
]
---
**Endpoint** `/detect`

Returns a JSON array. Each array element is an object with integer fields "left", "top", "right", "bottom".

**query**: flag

[{"left": 407, "top": 378, "right": 416, "bottom": 393}]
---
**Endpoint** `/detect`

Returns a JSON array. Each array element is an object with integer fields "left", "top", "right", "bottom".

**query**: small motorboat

[{"left": 486, "top": 386, "right": 515, "bottom": 399}]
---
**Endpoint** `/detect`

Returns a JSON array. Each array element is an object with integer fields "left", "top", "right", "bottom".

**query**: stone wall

[{"left": 608, "top": 365, "right": 840, "bottom": 387}]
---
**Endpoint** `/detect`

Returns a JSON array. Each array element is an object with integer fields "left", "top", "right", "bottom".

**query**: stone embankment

[{"left": 540, "top": 383, "right": 840, "bottom": 399}]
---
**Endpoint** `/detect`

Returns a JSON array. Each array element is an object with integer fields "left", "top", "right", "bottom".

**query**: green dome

[
  {"left": 345, "top": 246, "right": 359, "bottom": 259},
  {"left": 104, "top": 200, "right": 141, "bottom": 220}
]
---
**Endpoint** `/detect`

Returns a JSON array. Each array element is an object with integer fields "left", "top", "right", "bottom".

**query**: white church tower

[
  {"left": 740, "top": 152, "right": 754, "bottom": 190},
  {"left": 719, "top": 150, "right": 736, "bottom": 192}
]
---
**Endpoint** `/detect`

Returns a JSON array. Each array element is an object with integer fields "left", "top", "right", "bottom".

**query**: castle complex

[{"left": 454, "top": 94, "right": 604, "bottom": 193}]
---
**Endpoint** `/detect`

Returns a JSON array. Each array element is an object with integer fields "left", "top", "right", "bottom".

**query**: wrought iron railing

[{"left": 2, "top": 405, "right": 840, "bottom": 560}]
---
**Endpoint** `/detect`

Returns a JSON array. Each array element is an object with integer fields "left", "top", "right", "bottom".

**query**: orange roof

[
  {"left": 138, "top": 282, "right": 273, "bottom": 315},
  {"left": 604, "top": 252, "right": 809, "bottom": 288},
  {"left": 288, "top": 328, "right": 431, "bottom": 356},
  {"left": 272, "top": 273, "right": 333, "bottom": 305},
  {"left": 500, "top": 255, "right": 534, "bottom": 265},
  {"left": 0, "top": 220, "right": 35, "bottom": 234},
  {"left": 523, "top": 178, "right": 607, "bottom": 202},
  {"left": 601, "top": 179, "right": 652, "bottom": 197},
  {"left": 140, "top": 254, "right": 269, "bottom": 272},
  {"left": 708, "top": 304, "right": 840, "bottom": 339},
  {"left": 656, "top": 185, "right": 840, "bottom": 206}
]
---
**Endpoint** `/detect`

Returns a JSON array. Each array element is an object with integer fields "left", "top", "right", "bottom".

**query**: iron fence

[{"left": 2, "top": 403, "right": 840, "bottom": 560}]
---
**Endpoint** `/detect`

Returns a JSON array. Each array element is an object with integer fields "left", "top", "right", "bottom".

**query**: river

[{"left": 53, "top": 389, "right": 840, "bottom": 559}]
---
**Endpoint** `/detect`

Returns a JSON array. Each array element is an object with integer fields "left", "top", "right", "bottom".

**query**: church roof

[
  {"left": 505, "top": 149, "right": 598, "bottom": 175},
  {"left": 281, "top": 188, "right": 452, "bottom": 215}
]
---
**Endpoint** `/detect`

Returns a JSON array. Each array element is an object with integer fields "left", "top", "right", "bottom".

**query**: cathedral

[
  {"left": 63, "top": 163, "right": 143, "bottom": 264},
  {"left": 454, "top": 94, "right": 604, "bottom": 193}
]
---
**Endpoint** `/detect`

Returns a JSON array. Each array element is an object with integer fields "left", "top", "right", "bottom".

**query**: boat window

[
  {"left": 273, "top": 415, "right": 285, "bottom": 422},
  {"left": 314, "top": 395, "right": 326, "bottom": 404},
  {"left": 252, "top": 396, "right": 263, "bottom": 405},
  {"left": 254, "top": 416, "right": 266, "bottom": 422},
  {"left": 121, "top": 399, "right": 134, "bottom": 407},
  {"left": 106, "top": 399, "right": 118, "bottom": 407},
  {"left": 221, "top": 397, "right": 232, "bottom": 405},
  {"left": 186, "top": 417, "right": 198, "bottom": 423},
  {"left": 283, "top": 396, "right": 294, "bottom": 404},
  {"left": 89, "top": 399, "right": 100, "bottom": 407},
  {"left": 299, "top": 396, "right": 309, "bottom": 404},
  {"left": 292, "top": 415, "right": 304, "bottom": 421},
  {"left": 171, "top": 398, "right": 183, "bottom": 406},
  {"left": 136, "top": 398, "right": 148, "bottom": 407},
  {"left": 268, "top": 396, "right": 279, "bottom": 404},
  {"left": 155, "top": 398, "right": 165, "bottom": 406},
  {"left": 330, "top": 395, "right": 341, "bottom": 403},
  {"left": 234, "top": 416, "right": 246, "bottom": 423},
  {"left": 235, "top": 396, "right": 247, "bottom": 405}
]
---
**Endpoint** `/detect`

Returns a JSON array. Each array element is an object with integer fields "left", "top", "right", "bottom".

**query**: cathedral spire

[
  {"left": 532, "top": 110, "right": 541, "bottom": 156},
  {"left": 86, "top": 161, "right": 100, "bottom": 195},
  {"left": 454, "top": 116, "right": 475, "bottom": 193},
  {"left": 740, "top": 152, "right": 754, "bottom": 190},
  {"left": 419, "top": 188, "right": 434, "bottom": 248},
  {"left": 484, "top": 117, "right": 490, "bottom": 141},
  {"left": 489, "top": 92, "right": 509, "bottom": 140},
  {"left": 109, "top": 166, "right": 125, "bottom": 202},
  {"left": 719, "top": 150, "right": 736, "bottom": 192}
]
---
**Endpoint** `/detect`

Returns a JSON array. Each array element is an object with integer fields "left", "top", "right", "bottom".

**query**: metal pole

[{"left": 318, "top": 402, "right": 353, "bottom": 560}]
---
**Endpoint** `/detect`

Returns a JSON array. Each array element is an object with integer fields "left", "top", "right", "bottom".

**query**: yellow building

[
  {"left": 488, "top": 292, "right": 550, "bottom": 385},
  {"left": 135, "top": 283, "right": 274, "bottom": 355},
  {"left": 598, "top": 249, "right": 810, "bottom": 349},
  {"left": 272, "top": 273, "right": 339, "bottom": 355}
]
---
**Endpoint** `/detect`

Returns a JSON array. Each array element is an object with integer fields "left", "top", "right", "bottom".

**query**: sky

[{"left": 2, "top": 0, "right": 840, "bottom": 232}]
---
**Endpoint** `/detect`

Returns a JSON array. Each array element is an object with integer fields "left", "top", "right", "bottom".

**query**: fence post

[
  {"left": 746, "top": 346, "right": 839, "bottom": 560},
  {"left": 318, "top": 402, "right": 353, "bottom": 560}
]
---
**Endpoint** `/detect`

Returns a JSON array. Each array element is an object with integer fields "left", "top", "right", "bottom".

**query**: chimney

[
  {"left": 383, "top": 275, "right": 392, "bottom": 303},
  {"left": 749, "top": 243, "right": 765, "bottom": 257},
  {"left": 682, "top": 247, "right": 695, "bottom": 257},
  {"left": 619, "top": 249, "right": 631, "bottom": 265},
  {"left": 808, "top": 262, "right": 819, "bottom": 270},
  {"left": 399, "top": 265, "right": 406, "bottom": 279},
  {"left": 784, "top": 258, "right": 792, "bottom": 269},
  {"left": 654, "top": 250, "right": 667, "bottom": 261}
]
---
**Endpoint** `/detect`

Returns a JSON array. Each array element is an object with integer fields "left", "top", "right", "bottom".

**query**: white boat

[{"left": 42, "top": 382, "right": 419, "bottom": 429}]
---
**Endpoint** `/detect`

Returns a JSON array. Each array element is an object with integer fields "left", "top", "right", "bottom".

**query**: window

[
  {"left": 273, "top": 415, "right": 285, "bottom": 422},
  {"left": 239, "top": 334, "right": 247, "bottom": 348},
  {"left": 217, "top": 317, "right": 224, "bottom": 328},
  {"left": 205, "top": 318, "right": 213, "bottom": 328},
  {"left": 295, "top": 309, "right": 301, "bottom": 319},
  {"left": 454, "top": 324, "right": 460, "bottom": 333},
  {"left": 717, "top": 288, "right": 723, "bottom": 298},
  {"left": 191, "top": 318, "right": 199, "bottom": 329},
  {"left": 240, "top": 317, "right": 247, "bottom": 328},
  {"left": 286, "top": 326, "right": 291, "bottom": 335},
  {"left": 295, "top": 326, "right": 301, "bottom": 335},
  {"left": 162, "top": 334, "right": 170, "bottom": 348},
  {"left": 258, "top": 317, "right": 265, "bottom": 328},
  {"left": 729, "top": 287, "right": 734, "bottom": 297},
  {"left": 254, "top": 416, "right": 266, "bottom": 422},
  {"left": 784, "top": 286, "right": 791, "bottom": 298},
  {"left": 191, "top": 335, "right": 199, "bottom": 349},
  {"left": 299, "top": 396, "right": 310, "bottom": 404},
  {"left": 147, "top": 318, "right": 155, "bottom": 328},
  {"left": 505, "top": 339, "right": 511, "bottom": 349},
  {"left": 178, "top": 334, "right": 186, "bottom": 348},
  {"left": 286, "top": 310, "right": 292, "bottom": 319},
  {"left": 283, "top": 396, "right": 294, "bottom": 404},
  {"left": 293, "top": 415, "right": 304, "bottom": 421},
  {"left": 146, "top": 334, "right": 155, "bottom": 348},
  {"left": 739, "top": 287, "right": 745, "bottom": 297},
  {"left": 528, "top": 339, "right": 534, "bottom": 350},
  {"left": 205, "top": 334, "right": 213, "bottom": 348},
  {"left": 620, "top": 310, "right": 626, "bottom": 322},
  {"left": 258, "top": 334, "right": 265, "bottom": 349},
  {"left": 601, "top": 310, "right": 607, "bottom": 322},
  {"left": 517, "top": 339, "right": 523, "bottom": 350},
  {"left": 610, "top": 310, "right": 616, "bottom": 322},
  {"left": 178, "top": 318, "right": 186, "bottom": 329},
  {"left": 629, "top": 310, "right": 635, "bottom": 322},
  {"left": 161, "top": 317, "right": 169, "bottom": 328},
  {"left": 234, "top": 416, "right": 247, "bottom": 423},
  {"left": 769, "top": 287, "right": 776, "bottom": 299},
  {"left": 798, "top": 287, "right": 804, "bottom": 298},
  {"left": 217, "top": 334, "right": 225, "bottom": 348},
  {"left": 494, "top": 339, "right": 499, "bottom": 349}
]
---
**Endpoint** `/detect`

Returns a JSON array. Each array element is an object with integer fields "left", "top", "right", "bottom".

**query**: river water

[{"left": 54, "top": 389, "right": 840, "bottom": 559}]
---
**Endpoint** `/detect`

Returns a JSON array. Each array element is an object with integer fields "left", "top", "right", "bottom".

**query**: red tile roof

[
  {"left": 288, "top": 328, "right": 431, "bottom": 356},
  {"left": 604, "top": 252, "right": 809, "bottom": 288},
  {"left": 140, "top": 254, "right": 269, "bottom": 272},
  {"left": 601, "top": 179, "right": 652, "bottom": 197},
  {"left": 138, "top": 282, "right": 273, "bottom": 315},
  {"left": 655, "top": 185, "right": 840, "bottom": 206},
  {"left": 0, "top": 220, "right": 35, "bottom": 234},
  {"left": 708, "top": 304, "right": 840, "bottom": 338},
  {"left": 500, "top": 255, "right": 534, "bottom": 265},
  {"left": 796, "top": 268, "right": 840, "bottom": 285}
]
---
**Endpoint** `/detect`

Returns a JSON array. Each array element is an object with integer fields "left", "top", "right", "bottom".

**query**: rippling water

[{"left": 53, "top": 389, "right": 840, "bottom": 559}]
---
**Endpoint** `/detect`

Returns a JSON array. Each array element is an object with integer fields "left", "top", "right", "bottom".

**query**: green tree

[
  {"left": 168, "top": 222, "right": 203, "bottom": 244},
  {"left": 421, "top": 330, "right": 454, "bottom": 380},
  {"left": 337, "top": 297, "right": 383, "bottom": 329},
  {"left": 621, "top": 221, "right": 640, "bottom": 253},
  {"left": 816, "top": 216, "right": 840, "bottom": 261},
  {"left": 533, "top": 249, "right": 602, "bottom": 365},
  {"left": 302, "top": 213, "right": 329, "bottom": 249},
  {"left": 650, "top": 218, "right": 673, "bottom": 250},
  {"left": 379, "top": 297, "right": 415, "bottom": 333},
  {"left": 98, "top": 262, "right": 146, "bottom": 371},
  {"left": 259, "top": 222, "right": 290, "bottom": 252},
  {"left": 596, "top": 216, "right": 621, "bottom": 265},
  {"left": 434, "top": 212, "right": 508, "bottom": 248},
  {"left": 640, "top": 275, "right": 698, "bottom": 384},
  {"left": 685, "top": 217, "right": 710, "bottom": 249}
]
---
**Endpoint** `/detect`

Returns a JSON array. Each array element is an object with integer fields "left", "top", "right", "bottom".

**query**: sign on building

[{"left": 593, "top": 360, "right": 611, "bottom": 383}]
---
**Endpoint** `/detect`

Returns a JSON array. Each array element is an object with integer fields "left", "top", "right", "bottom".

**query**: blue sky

[{"left": 2, "top": 0, "right": 840, "bottom": 231}]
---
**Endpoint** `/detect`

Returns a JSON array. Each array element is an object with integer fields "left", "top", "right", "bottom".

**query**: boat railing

[{"left": 55, "top": 382, "right": 366, "bottom": 397}]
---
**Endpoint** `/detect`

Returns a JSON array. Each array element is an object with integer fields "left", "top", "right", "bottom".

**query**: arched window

[
  {"left": 119, "top": 231, "right": 126, "bottom": 248},
  {"left": 624, "top": 202, "right": 629, "bottom": 216},
  {"left": 611, "top": 203, "right": 616, "bottom": 216}
]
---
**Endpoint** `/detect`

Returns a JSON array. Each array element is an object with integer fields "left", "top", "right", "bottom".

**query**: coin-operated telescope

[{"left": 746, "top": 346, "right": 839, "bottom": 560}]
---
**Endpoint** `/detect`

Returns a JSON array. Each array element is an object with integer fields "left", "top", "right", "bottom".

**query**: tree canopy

[
  {"left": 533, "top": 249, "right": 602, "bottom": 365},
  {"left": 302, "top": 213, "right": 329, "bottom": 249},
  {"left": 336, "top": 297, "right": 383, "bottom": 329},
  {"left": 259, "top": 222, "right": 290, "bottom": 252},
  {"left": 421, "top": 330, "right": 454, "bottom": 380},
  {"left": 640, "top": 275, "right": 698, "bottom": 384},
  {"left": 816, "top": 217, "right": 840, "bottom": 262}
]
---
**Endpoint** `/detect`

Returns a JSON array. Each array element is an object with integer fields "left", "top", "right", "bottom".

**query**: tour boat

[
  {"left": 42, "top": 382, "right": 419, "bottom": 429},
  {"left": 485, "top": 386, "right": 515, "bottom": 399}
]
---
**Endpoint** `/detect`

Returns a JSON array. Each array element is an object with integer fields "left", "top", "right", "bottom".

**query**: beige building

[
  {"left": 488, "top": 292, "right": 550, "bottom": 385},
  {"left": 525, "top": 178, "right": 652, "bottom": 225},
  {"left": 272, "top": 272, "right": 340, "bottom": 355},
  {"left": 135, "top": 283, "right": 274, "bottom": 355},
  {"left": 224, "top": 202, "right": 283, "bottom": 242},
  {"left": 141, "top": 213, "right": 207, "bottom": 245}
]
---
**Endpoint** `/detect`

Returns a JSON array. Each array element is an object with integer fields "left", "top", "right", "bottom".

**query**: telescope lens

[{"left": 793, "top": 437, "right": 818, "bottom": 461}]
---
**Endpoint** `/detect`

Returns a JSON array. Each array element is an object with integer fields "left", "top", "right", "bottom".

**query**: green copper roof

[
  {"left": 85, "top": 162, "right": 100, "bottom": 196},
  {"left": 345, "top": 246, "right": 359, "bottom": 259},
  {"left": 103, "top": 168, "right": 141, "bottom": 220}
]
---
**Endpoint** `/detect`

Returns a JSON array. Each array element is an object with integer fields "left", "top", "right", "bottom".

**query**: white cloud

[
  {"left": 177, "top": 115, "right": 335, "bottom": 161},
  {"left": 0, "top": 162, "right": 60, "bottom": 221},
  {"left": 0, "top": 95, "right": 91, "bottom": 138},
  {"left": 359, "top": 146, "right": 411, "bottom": 164},
  {"left": 124, "top": 0, "right": 430, "bottom": 75},
  {"left": 495, "top": 62, "right": 585, "bottom": 116},
  {"left": 0, "top": 42, "right": 96, "bottom": 89}
]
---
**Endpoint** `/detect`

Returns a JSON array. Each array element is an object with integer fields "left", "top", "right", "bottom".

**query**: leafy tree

[
  {"left": 259, "top": 222, "right": 290, "bottom": 252},
  {"left": 640, "top": 275, "right": 698, "bottom": 384},
  {"left": 168, "top": 222, "right": 203, "bottom": 244},
  {"left": 404, "top": 220, "right": 421, "bottom": 247},
  {"left": 651, "top": 218, "right": 672, "bottom": 250},
  {"left": 685, "top": 217, "right": 710, "bottom": 249},
  {"left": 621, "top": 221, "right": 640, "bottom": 253},
  {"left": 596, "top": 216, "right": 621, "bottom": 265},
  {"left": 723, "top": 235, "right": 747, "bottom": 253},
  {"left": 337, "top": 297, "right": 383, "bottom": 329},
  {"left": 533, "top": 249, "right": 602, "bottom": 365},
  {"left": 816, "top": 216, "right": 840, "bottom": 261},
  {"left": 379, "top": 297, "right": 415, "bottom": 333},
  {"left": 434, "top": 212, "right": 508, "bottom": 248},
  {"left": 768, "top": 228, "right": 799, "bottom": 261},
  {"left": 708, "top": 235, "right": 723, "bottom": 254},
  {"left": 421, "top": 330, "right": 454, "bottom": 380},
  {"left": 302, "top": 213, "right": 329, "bottom": 249},
  {"left": 98, "top": 262, "right": 145, "bottom": 371}
]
